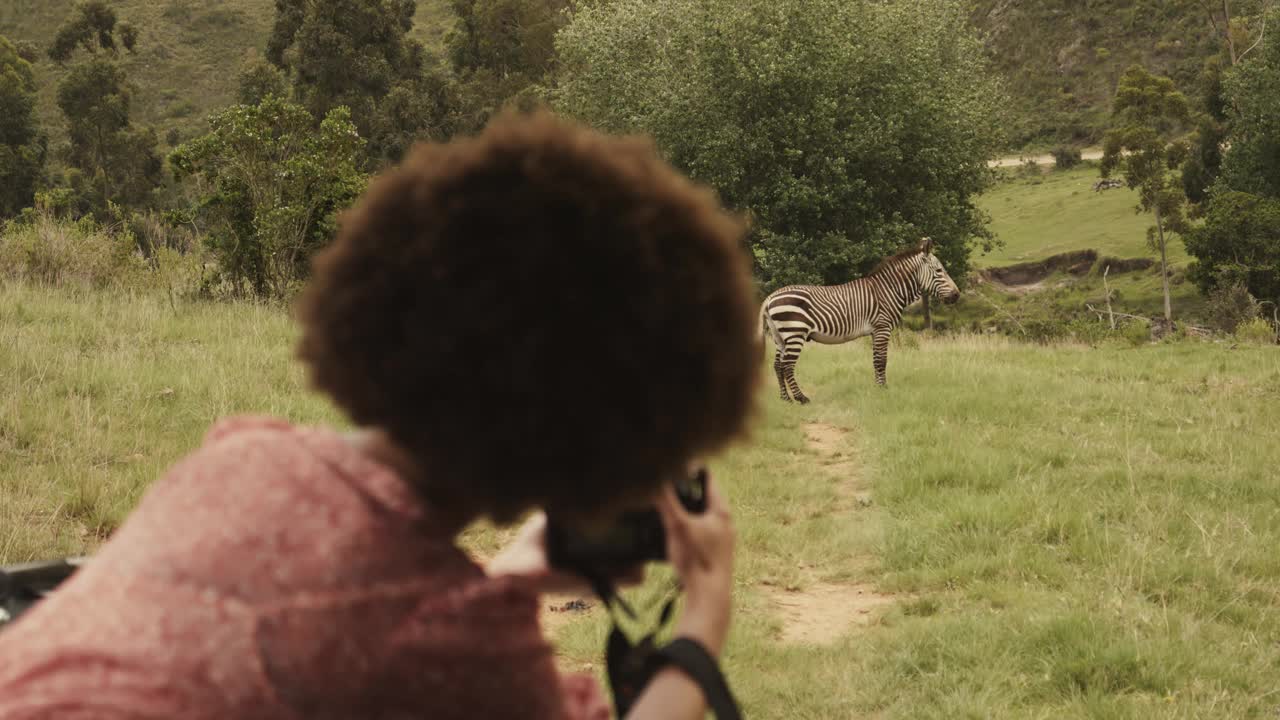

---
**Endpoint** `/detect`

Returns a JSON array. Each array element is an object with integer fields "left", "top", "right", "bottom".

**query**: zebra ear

[{"left": 919, "top": 236, "right": 933, "bottom": 254}]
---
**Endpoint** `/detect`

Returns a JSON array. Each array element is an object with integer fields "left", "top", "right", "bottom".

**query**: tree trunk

[
  {"left": 1155, "top": 204, "right": 1172, "bottom": 322},
  {"left": 1103, "top": 265, "right": 1116, "bottom": 330},
  {"left": 922, "top": 294, "right": 932, "bottom": 330},
  {"left": 1224, "top": 0, "right": 1238, "bottom": 65}
]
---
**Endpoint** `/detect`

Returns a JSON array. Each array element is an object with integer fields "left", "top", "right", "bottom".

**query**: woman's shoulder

[{"left": 202, "top": 414, "right": 299, "bottom": 446}]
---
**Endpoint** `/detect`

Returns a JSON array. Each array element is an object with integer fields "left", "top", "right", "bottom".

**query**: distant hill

[
  {"left": 969, "top": 0, "right": 1223, "bottom": 148},
  {"left": 0, "top": 0, "right": 454, "bottom": 154},
  {"left": 0, "top": 0, "right": 1233, "bottom": 158}
]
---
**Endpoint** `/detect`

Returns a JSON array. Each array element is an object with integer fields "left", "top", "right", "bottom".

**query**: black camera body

[{"left": 546, "top": 469, "right": 708, "bottom": 569}]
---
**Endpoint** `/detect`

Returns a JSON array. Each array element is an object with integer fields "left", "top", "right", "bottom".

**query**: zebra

[{"left": 760, "top": 237, "right": 960, "bottom": 402}]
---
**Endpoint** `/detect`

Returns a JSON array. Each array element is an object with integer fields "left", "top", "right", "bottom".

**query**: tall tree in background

[
  {"left": 555, "top": 0, "right": 1003, "bottom": 291},
  {"left": 47, "top": 1, "right": 160, "bottom": 217},
  {"left": 1101, "top": 65, "right": 1192, "bottom": 324},
  {"left": 0, "top": 35, "right": 47, "bottom": 218},
  {"left": 1199, "top": 0, "right": 1272, "bottom": 66},
  {"left": 170, "top": 97, "right": 366, "bottom": 298},
  {"left": 266, "top": 0, "right": 449, "bottom": 164},
  {"left": 1186, "top": 9, "right": 1280, "bottom": 306},
  {"left": 446, "top": 0, "right": 567, "bottom": 133}
]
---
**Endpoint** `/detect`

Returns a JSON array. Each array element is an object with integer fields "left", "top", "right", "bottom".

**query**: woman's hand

[
  {"left": 484, "top": 512, "right": 643, "bottom": 596},
  {"left": 657, "top": 473, "right": 735, "bottom": 656}
]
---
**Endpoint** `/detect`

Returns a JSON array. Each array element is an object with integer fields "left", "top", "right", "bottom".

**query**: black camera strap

[{"left": 577, "top": 568, "right": 742, "bottom": 720}]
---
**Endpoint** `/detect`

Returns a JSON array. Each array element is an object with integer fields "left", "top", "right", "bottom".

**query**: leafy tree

[
  {"left": 236, "top": 57, "right": 289, "bottom": 106},
  {"left": 446, "top": 0, "right": 567, "bottom": 132},
  {"left": 1185, "top": 11, "right": 1280, "bottom": 305},
  {"left": 1182, "top": 60, "right": 1229, "bottom": 205},
  {"left": 1185, "top": 190, "right": 1280, "bottom": 304},
  {"left": 48, "top": 0, "right": 121, "bottom": 63},
  {"left": 47, "top": 1, "right": 160, "bottom": 217},
  {"left": 265, "top": 0, "right": 447, "bottom": 163},
  {"left": 1100, "top": 65, "right": 1192, "bottom": 322},
  {"left": 1199, "top": 0, "right": 1273, "bottom": 67},
  {"left": 169, "top": 97, "right": 366, "bottom": 298},
  {"left": 0, "top": 35, "right": 47, "bottom": 217},
  {"left": 555, "top": 0, "right": 1003, "bottom": 290},
  {"left": 1217, "top": 20, "right": 1280, "bottom": 197}
]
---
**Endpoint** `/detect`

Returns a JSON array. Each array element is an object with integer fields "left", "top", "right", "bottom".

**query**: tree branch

[
  {"left": 969, "top": 288, "right": 1026, "bottom": 335},
  {"left": 1239, "top": 10, "right": 1267, "bottom": 61}
]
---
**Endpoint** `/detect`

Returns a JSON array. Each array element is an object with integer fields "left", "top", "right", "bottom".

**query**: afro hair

[{"left": 297, "top": 111, "right": 761, "bottom": 524}]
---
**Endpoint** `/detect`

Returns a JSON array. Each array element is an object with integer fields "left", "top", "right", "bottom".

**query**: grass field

[
  {"left": 4, "top": 281, "right": 1279, "bottom": 718},
  {"left": 975, "top": 164, "right": 1191, "bottom": 268}
]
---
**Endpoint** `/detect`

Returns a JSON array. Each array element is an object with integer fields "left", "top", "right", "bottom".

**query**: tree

[
  {"left": 0, "top": 35, "right": 47, "bottom": 217},
  {"left": 1185, "top": 190, "right": 1280, "bottom": 303},
  {"left": 236, "top": 57, "right": 289, "bottom": 106},
  {"left": 48, "top": 1, "right": 160, "bottom": 216},
  {"left": 1101, "top": 65, "right": 1192, "bottom": 323},
  {"left": 446, "top": 0, "right": 568, "bottom": 132},
  {"left": 1185, "top": 9, "right": 1280, "bottom": 305},
  {"left": 265, "top": 0, "right": 448, "bottom": 163},
  {"left": 554, "top": 0, "right": 1003, "bottom": 291},
  {"left": 1182, "top": 60, "right": 1229, "bottom": 206},
  {"left": 1199, "top": 0, "right": 1272, "bottom": 66},
  {"left": 169, "top": 97, "right": 366, "bottom": 298}
]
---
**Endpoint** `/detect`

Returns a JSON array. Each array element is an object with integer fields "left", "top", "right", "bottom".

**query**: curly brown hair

[{"left": 297, "top": 112, "right": 761, "bottom": 524}]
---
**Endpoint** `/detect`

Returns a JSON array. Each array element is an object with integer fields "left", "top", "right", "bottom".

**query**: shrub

[
  {"left": 1205, "top": 281, "right": 1260, "bottom": 333},
  {"left": 1235, "top": 317, "right": 1276, "bottom": 345},
  {"left": 1052, "top": 146, "right": 1083, "bottom": 170},
  {"left": 0, "top": 210, "right": 208, "bottom": 295},
  {"left": 1120, "top": 317, "right": 1151, "bottom": 345},
  {"left": 0, "top": 212, "right": 140, "bottom": 288}
]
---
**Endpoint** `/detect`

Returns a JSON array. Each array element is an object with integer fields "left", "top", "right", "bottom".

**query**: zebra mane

[{"left": 868, "top": 248, "right": 926, "bottom": 276}]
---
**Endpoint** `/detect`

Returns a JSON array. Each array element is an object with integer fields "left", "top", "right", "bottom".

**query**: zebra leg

[
  {"left": 872, "top": 326, "right": 892, "bottom": 387},
  {"left": 781, "top": 338, "right": 810, "bottom": 403},
  {"left": 773, "top": 350, "right": 792, "bottom": 402}
]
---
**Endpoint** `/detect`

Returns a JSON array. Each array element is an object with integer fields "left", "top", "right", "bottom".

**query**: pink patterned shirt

[{"left": 0, "top": 417, "right": 610, "bottom": 719}]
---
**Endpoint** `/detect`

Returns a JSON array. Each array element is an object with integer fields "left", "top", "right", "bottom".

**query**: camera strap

[{"left": 578, "top": 568, "right": 742, "bottom": 720}]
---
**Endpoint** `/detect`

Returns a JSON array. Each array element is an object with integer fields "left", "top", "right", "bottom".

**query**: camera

[{"left": 546, "top": 468, "right": 708, "bottom": 569}]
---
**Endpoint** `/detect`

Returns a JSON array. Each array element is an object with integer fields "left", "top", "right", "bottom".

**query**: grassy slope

[
  {"left": 4, "top": 282, "right": 1279, "bottom": 717},
  {"left": 0, "top": 0, "right": 454, "bottom": 153},
  {"left": 918, "top": 163, "right": 1209, "bottom": 331},
  {"left": 975, "top": 164, "right": 1189, "bottom": 267}
]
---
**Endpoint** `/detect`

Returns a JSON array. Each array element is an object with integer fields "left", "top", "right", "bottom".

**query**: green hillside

[
  {"left": 0, "top": 1, "right": 1240, "bottom": 153},
  {"left": 970, "top": 0, "right": 1224, "bottom": 148},
  {"left": 0, "top": 0, "right": 454, "bottom": 153}
]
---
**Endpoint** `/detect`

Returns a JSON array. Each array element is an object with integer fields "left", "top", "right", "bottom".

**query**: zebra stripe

[{"left": 761, "top": 238, "right": 960, "bottom": 402}]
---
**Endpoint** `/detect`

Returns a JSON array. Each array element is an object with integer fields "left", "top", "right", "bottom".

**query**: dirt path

[
  {"left": 988, "top": 148, "right": 1103, "bottom": 168},
  {"left": 761, "top": 423, "right": 897, "bottom": 647}
]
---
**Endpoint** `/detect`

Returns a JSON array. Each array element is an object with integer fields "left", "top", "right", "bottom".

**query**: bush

[
  {"left": 1205, "top": 281, "right": 1260, "bottom": 333},
  {"left": 1052, "top": 146, "right": 1083, "bottom": 170},
  {"left": 0, "top": 211, "right": 207, "bottom": 295},
  {"left": 0, "top": 212, "right": 140, "bottom": 288},
  {"left": 1120, "top": 317, "right": 1151, "bottom": 345},
  {"left": 1235, "top": 317, "right": 1276, "bottom": 345}
]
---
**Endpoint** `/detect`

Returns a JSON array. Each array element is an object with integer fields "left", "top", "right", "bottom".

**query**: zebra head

[{"left": 915, "top": 237, "right": 960, "bottom": 304}]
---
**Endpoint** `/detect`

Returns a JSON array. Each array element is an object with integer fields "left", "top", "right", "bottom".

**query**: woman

[{"left": 0, "top": 112, "right": 761, "bottom": 719}]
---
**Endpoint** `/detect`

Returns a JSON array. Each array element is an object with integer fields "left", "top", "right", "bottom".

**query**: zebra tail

[{"left": 759, "top": 301, "right": 779, "bottom": 349}]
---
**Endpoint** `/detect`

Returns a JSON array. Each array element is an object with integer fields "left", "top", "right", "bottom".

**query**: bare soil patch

[
  {"left": 767, "top": 583, "right": 897, "bottom": 645},
  {"left": 980, "top": 249, "right": 1097, "bottom": 286},
  {"left": 804, "top": 423, "right": 870, "bottom": 509}
]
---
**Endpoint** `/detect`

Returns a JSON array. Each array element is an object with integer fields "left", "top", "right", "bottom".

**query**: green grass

[
  {"left": 976, "top": 164, "right": 1190, "bottom": 268},
  {"left": 0, "top": 0, "right": 454, "bottom": 152},
  {"left": 4, "top": 281, "right": 1280, "bottom": 718}
]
